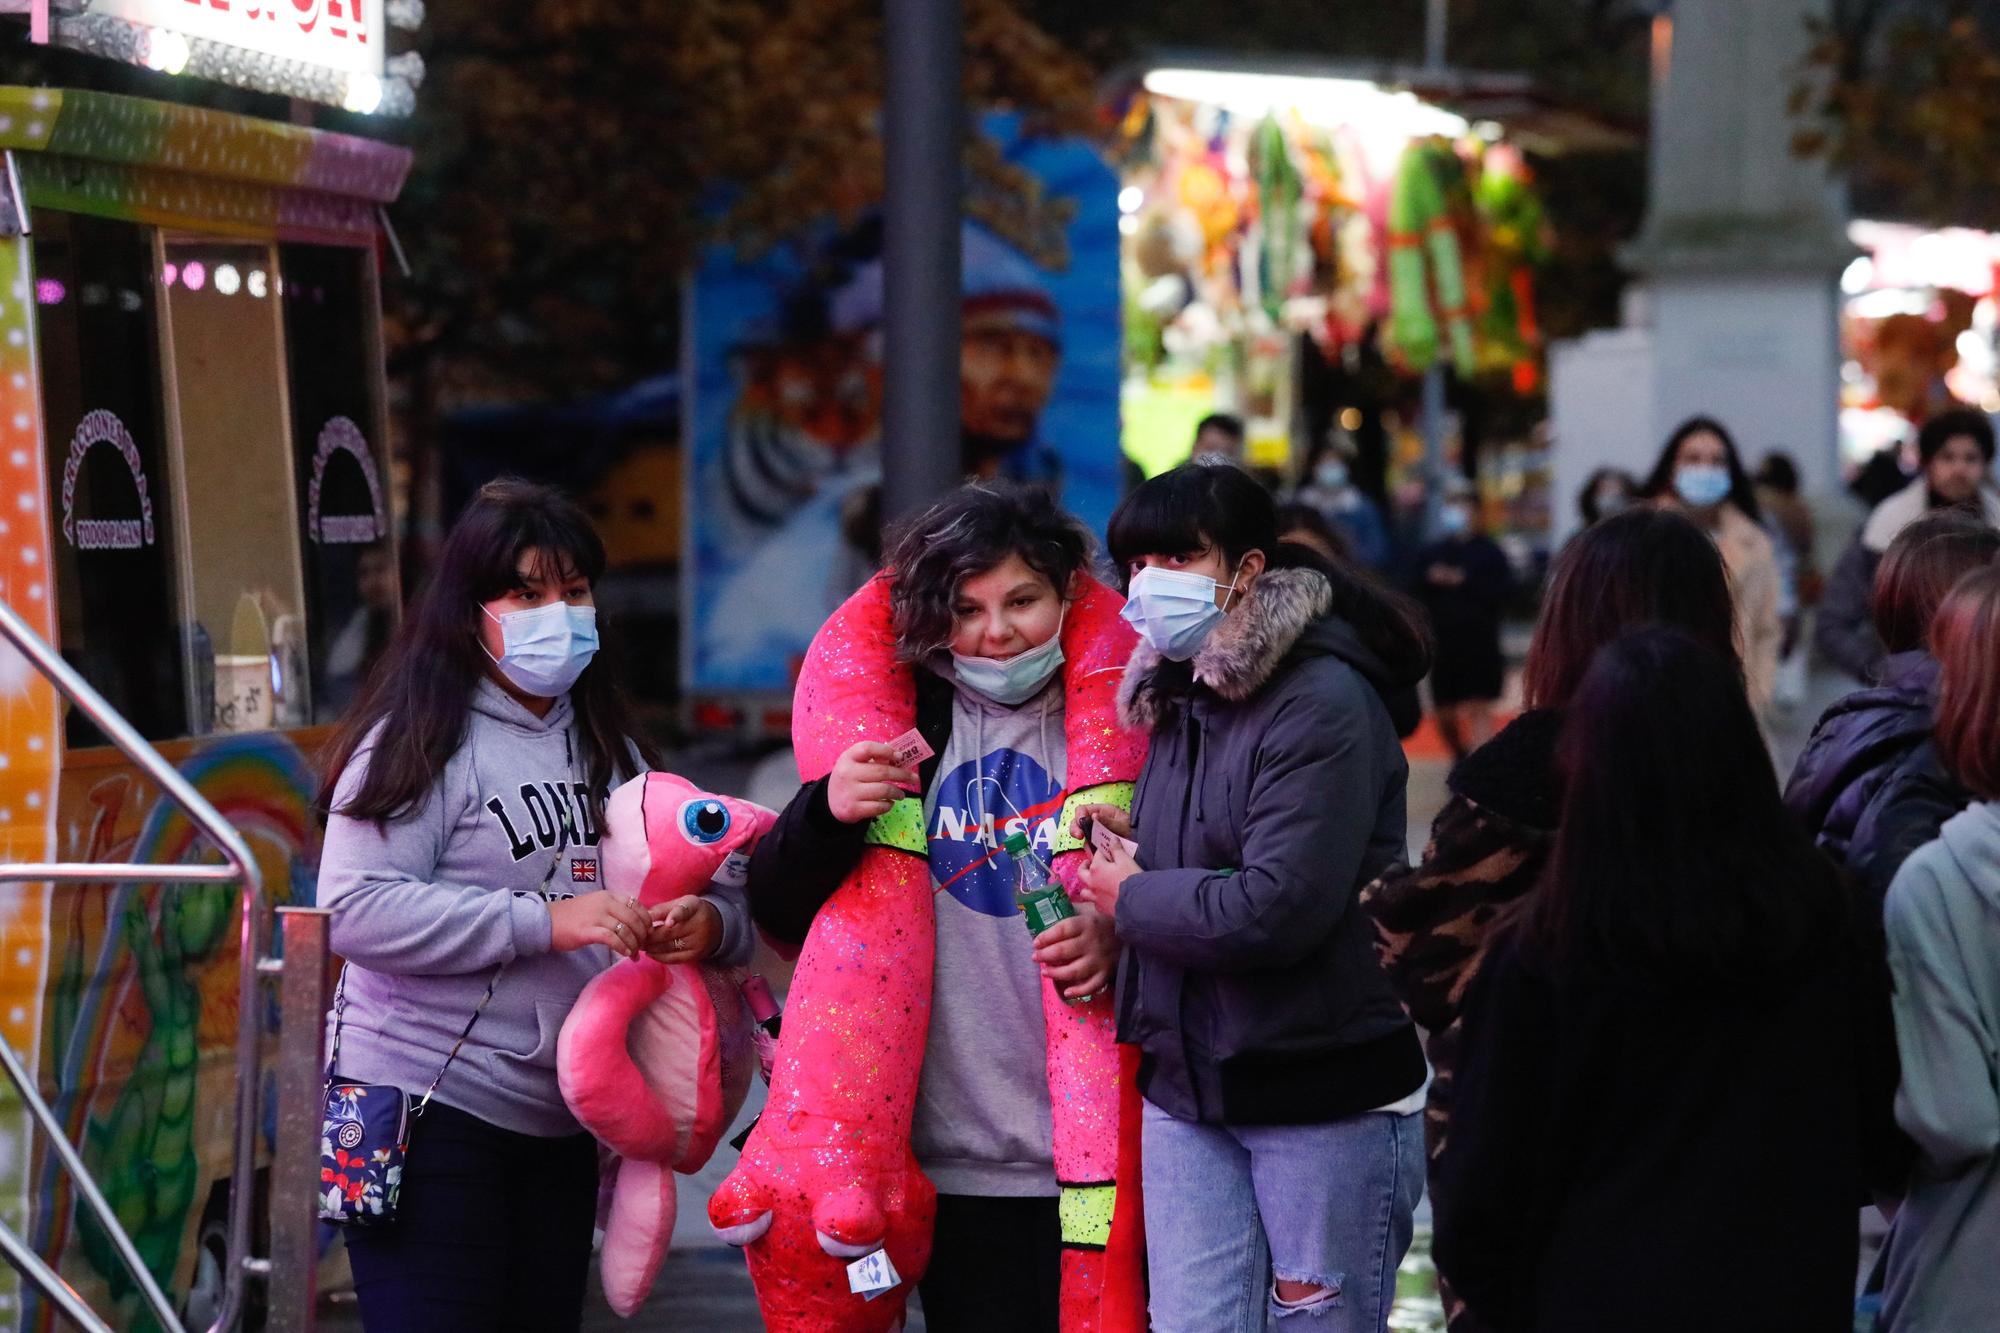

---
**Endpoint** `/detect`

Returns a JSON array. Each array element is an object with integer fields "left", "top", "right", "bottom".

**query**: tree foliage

[
  {"left": 1793, "top": 2, "right": 2000, "bottom": 227},
  {"left": 384, "top": 0, "right": 1097, "bottom": 405}
]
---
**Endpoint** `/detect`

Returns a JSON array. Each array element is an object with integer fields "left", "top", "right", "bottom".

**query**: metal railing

[{"left": 0, "top": 592, "right": 310, "bottom": 1332}]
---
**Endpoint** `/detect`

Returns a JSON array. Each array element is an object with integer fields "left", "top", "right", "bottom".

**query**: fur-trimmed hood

[{"left": 1119, "top": 566, "right": 1406, "bottom": 730}]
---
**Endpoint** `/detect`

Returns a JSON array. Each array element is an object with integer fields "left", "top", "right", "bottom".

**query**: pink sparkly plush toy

[
  {"left": 710, "top": 573, "right": 1150, "bottom": 1333},
  {"left": 555, "top": 772, "right": 776, "bottom": 1318}
]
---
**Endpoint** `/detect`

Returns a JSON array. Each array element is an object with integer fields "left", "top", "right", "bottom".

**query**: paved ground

[{"left": 319, "top": 660, "right": 1873, "bottom": 1331}]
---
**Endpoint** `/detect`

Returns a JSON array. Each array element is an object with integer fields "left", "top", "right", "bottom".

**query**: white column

[{"left": 1621, "top": 0, "right": 1851, "bottom": 498}]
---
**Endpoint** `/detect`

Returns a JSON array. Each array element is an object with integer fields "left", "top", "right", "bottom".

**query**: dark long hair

[
  {"left": 883, "top": 482, "right": 1094, "bottom": 661},
  {"left": 317, "top": 478, "right": 662, "bottom": 823},
  {"left": 1520, "top": 628, "right": 1840, "bottom": 986},
  {"left": 1523, "top": 508, "right": 1741, "bottom": 709},
  {"left": 1107, "top": 463, "right": 1432, "bottom": 685},
  {"left": 1640, "top": 415, "right": 1764, "bottom": 525}
]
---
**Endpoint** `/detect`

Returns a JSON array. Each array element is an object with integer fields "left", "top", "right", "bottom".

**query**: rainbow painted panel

[
  {"left": 18, "top": 155, "right": 379, "bottom": 245},
  {"left": 0, "top": 228, "right": 58, "bottom": 1331},
  {"left": 0, "top": 87, "right": 409, "bottom": 201}
]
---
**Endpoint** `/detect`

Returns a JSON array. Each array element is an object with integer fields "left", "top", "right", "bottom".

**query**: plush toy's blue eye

[{"left": 680, "top": 799, "right": 731, "bottom": 845}]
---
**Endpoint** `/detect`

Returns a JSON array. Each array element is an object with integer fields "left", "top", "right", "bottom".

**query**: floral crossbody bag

[{"left": 319, "top": 853, "right": 561, "bottom": 1226}]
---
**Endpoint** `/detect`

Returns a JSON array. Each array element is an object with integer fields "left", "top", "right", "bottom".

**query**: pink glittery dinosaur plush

[
  {"left": 555, "top": 772, "right": 776, "bottom": 1319},
  {"left": 710, "top": 573, "right": 1150, "bottom": 1333}
]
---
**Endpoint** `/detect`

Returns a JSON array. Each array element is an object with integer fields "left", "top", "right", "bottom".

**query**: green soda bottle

[{"left": 1003, "top": 830, "right": 1075, "bottom": 935}]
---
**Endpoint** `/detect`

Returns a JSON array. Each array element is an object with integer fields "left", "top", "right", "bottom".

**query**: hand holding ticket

[
  {"left": 887, "top": 727, "right": 934, "bottom": 770},
  {"left": 1090, "top": 818, "right": 1139, "bottom": 862}
]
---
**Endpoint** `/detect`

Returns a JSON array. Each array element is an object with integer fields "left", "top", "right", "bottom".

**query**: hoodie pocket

[{"left": 480, "top": 996, "right": 570, "bottom": 1077}]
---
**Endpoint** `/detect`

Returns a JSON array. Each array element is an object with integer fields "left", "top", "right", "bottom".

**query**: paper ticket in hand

[
  {"left": 1091, "top": 818, "right": 1140, "bottom": 861},
  {"left": 846, "top": 1249, "right": 902, "bottom": 1300},
  {"left": 887, "top": 727, "right": 934, "bottom": 769}
]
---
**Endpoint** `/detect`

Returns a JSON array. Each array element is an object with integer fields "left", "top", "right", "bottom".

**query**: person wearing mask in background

[
  {"left": 1075, "top": 463, "right": 1432, "bottom": 1332},
  {"left": 1276, "top": 502, "right": 1426, "bottom": 742},
  {"left": 1191, "top": 411, "right": 1246, "bottom": 464},
  {"left": 1296, "top": 438, "right": 1392, "bottom": 570},
  {"left": 1574, "top": 466, "right": 1638, "bottom": 529},
  {"left": 1818, "top": 409, "right": 2000, "bottom": 683},
  {"left": 1755, "top": 451, "right": 1822, "bottom": 713},
  {"left": 1413, "top": 483, "right": 1512, "bottom": 761},
  {"left": 1784, "top": 511, "right": 2000, "bottom": 895},
  {"left": 1642, "top": 416, "right": 1783, "bottom": 715},
  {"left": 1435, "top": 628, "right": 1891, "bottom": 1333},
  {"left": 316, "top": 481, "right": 727, "bottom": 1333},
  {"left": 743, "top": 483, "right": 1130, "bottom": 1331},
  {"left": 1362, "top": 508, "right": 1740, "bottom": 1333},
  {"left": 1879, "top": 563, "right": 2000, "bottom": 1332}
]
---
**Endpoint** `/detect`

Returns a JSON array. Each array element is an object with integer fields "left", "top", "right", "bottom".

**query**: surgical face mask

[
  {"left": 1438, "top": 503, "right": 1472, "bottom": 536},
  {"left": 483, "top": 601, "right": 599, "bottom": 697},
  {"left": 951, "top": 613, "right": 1066, "bottom": 706},
  {"left": 1122, "top": 566, "right": 1237, "bottom": 661},
  {"left": 1314, "top": 460, "right": 1349, "bottom": 489},
  {"left": 1674, "top": 463, "right": 1732, "bottom": 509},
  {"left": 1594, "top": 487, "right": 1630, "bottom": 518}
]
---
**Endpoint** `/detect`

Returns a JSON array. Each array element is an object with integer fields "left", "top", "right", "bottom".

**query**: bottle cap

[{"left": 1002, "top": 831, "right": 1031, "bottom": 857}]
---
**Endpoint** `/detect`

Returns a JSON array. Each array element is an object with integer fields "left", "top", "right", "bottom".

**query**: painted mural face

[{"left": 960, "top": 322, "right": 1059, "bottom": 451}]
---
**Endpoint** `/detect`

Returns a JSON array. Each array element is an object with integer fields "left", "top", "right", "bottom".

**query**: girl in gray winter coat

[
  {"left": 1881, "top": 563, "right": 2000, "bottom": 1332},
  {"left": 1076, "top": 464, "right": 1433, "bottom": 1333}
]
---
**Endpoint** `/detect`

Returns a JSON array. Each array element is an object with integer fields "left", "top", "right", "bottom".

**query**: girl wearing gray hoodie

[
  {"left": 315, "top": 480, "right": 750, "bottom": 1332},
  {"left": 1882, "top": 563, "right": 2000, "bottom": 1332}
]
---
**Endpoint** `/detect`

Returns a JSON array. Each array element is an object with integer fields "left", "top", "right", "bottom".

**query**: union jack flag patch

[{"left": 571, "top": 858, "right": 598, "bottom": 883}]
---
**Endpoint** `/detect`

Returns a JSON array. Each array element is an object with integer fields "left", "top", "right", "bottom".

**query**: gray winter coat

[
  {"left": 1881, "top": 801, "right": 2000, "bottom": 1331},
  {"left": 1113, "top": 566, "right": 1427, "bottom": 1125}
]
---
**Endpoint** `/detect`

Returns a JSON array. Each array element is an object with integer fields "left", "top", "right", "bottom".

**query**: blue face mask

[
  {"left": 1314, "top": 460, "right": 1349, "bottom": 489},
  {"left": 484, "top": 601, "right": 599, "bottom": 697},
  {"left": 1674, "top": 463, "right": 1732, "bottom": 509},
  {"left": 1438, "top": 503, "right": 1472, "bottom": 536},
  {"left": 950, "top": 613, "right": 1066, "bottom": 705},
  {"left": 1121, "top": 566, "right": 1237, "bottom": 662}
]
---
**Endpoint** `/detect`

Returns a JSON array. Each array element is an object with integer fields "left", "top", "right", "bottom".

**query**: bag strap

[{"left": 326, "top": 804, "right": 574, "bottom": 1117}]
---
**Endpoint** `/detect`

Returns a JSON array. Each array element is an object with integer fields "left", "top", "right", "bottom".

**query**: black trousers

[
  {"left": 915, "top": 1193, "right": 1061, "bottom": 1333},
  {"left": 342, "top": 1099, "right": 598, "bottom": 1333}
]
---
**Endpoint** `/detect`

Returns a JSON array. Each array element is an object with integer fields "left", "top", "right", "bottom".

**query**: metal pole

[
  {"left": 880, "top": 0, "right": 964, "bottom": 524},
  {"left": 267, "top": 909, "right": 332, "bottom": 1333},
  {"left": 0, "top": 1218, "right": 115, "bottom": 1333},
  {"left": 0, "top": 597, "right": 264, "bottom": 1333},
  {"left": 0, "top": 1038, "right": 182, "bottom": 1331},
  {"left": 0, "top": 864, "right": 240, "bottom": 884},
  {"left": 1425, "top": 0, "right": 1448, "bottom": 71}
]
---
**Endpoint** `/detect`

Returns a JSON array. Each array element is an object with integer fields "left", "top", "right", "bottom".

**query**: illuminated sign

[{"left": 86, "top": 0, "right": 384, "bottom": 78}]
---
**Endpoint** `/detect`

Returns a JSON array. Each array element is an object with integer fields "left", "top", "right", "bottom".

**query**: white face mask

[
  {"left": 483, "top": 601, "right": 599, "bottom": 697},
  {"left": 1121, "top": 566, "right": 1238, "bottom": 661},
  {"left": 950, "top": 609, "right": 1067, "bottom": 705}
]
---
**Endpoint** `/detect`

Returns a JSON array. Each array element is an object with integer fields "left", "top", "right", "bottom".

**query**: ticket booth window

[
  {"left": 280, "top": 242, "right": 395, "bottom": 723},
  {"left": 158, "top": 237, "right": 313, "bottom": 735},
  {"left": 33, "top": 213, "right": 188, "bottom": 747}
]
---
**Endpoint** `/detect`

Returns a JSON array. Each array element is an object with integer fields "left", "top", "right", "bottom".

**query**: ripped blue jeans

[{"left": 1141, "top": 1099, "right": 1425, "bottom": 1332}]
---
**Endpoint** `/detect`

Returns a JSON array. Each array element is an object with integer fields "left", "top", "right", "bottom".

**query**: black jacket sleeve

[
  {"left": 745, "top": 776, "right": 871, "bottom": 948},
  {"left": 1815, "top": 539, "right": 1884, "bottom": 683},
  {"left": 1432, "top": 941, "right": 1559, "bottom": 1332},
  {"left": 1849, "top": 742, "right": 1970, "bottom": 908}
]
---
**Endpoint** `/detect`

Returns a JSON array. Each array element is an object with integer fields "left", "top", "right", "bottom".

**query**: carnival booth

[
  {"left": 1113, "top": 62, "right": 1560, "bottom": 558},
  {"left": 0, "top": 2, "right": 415, "bottom": 1326}
]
